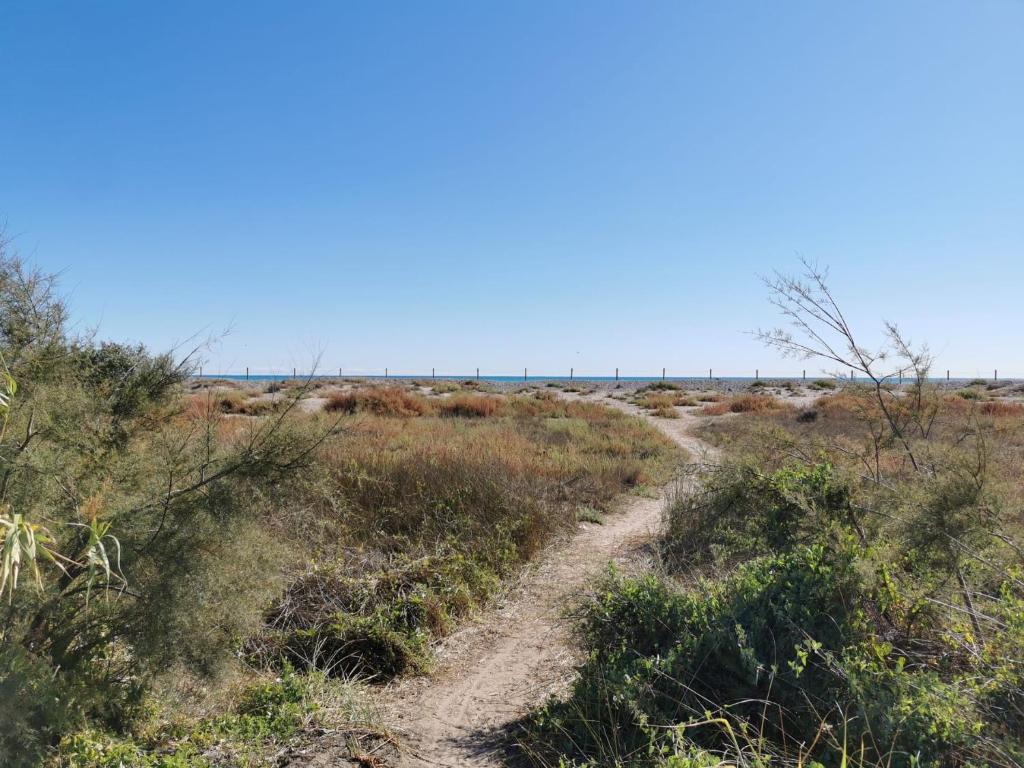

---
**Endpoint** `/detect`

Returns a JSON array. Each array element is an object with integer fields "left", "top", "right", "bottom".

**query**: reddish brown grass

[
  {"left": 186, "top": 389, "right": 275, "bottom": 417},
  {"left": 438, "top": 393, "right": 506, "bottom": 418},
  {"left": 979, "top": 400, "right": 1024, "bottom": 417},
  {"left": 696, "top": 392, "right": 723, "bottom": 402}
]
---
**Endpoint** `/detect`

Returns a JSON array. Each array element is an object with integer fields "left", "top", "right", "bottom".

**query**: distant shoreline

[{"left": 189, "top": 373, "right": 1021, "bottom": 394}]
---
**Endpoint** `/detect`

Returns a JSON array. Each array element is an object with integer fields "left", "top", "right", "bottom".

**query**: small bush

[
  {"left": 662, "top": 462, "right": 857, "bottom": 568},
  {"left": 437, "top": 393, "right": 505, "bottom": 418},
  {"left": 54, "top": 669, "right": 326, "bottom": 768},
  {"left": 636, "top": 392, "right": 696, "bottom": 410},
  {"left": 641, "top": 381, "right": 681, "bottom": 391},
  {"left": 700, "top": 393, "right": 784, "bottom": 416},
  {"left": 525, "top": 545, "right": 873, "bottom": 765},
  {"left": 957, "top": 388, "right": 984, "bottom": 400},
  {"left": 808, "top": 378, "right": 838, "bottom": 390},
  {"left": 323, "top": 387, "right": 433, "bottom": 417}
]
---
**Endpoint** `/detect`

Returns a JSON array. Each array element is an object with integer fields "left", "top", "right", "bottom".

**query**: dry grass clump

[
  {"left": 651, "top": 407, "right": 680, "bottom": 419},
  {"left": 701, "top": 393, "right": 786, "bottom": 416},
  {"left": 639, "top": 381, "right": 681, "bottom": 392},
  {"left": 214, "top": 389, "right": 248, "bottom": 412},
  {"left": 231, "top": 397, "right": 275, "bottom": 416},
  {"left": 459, "top": 379, "right": 494, "bottom": 392},
  {"left": 979, "top": 400, "right": 1024, "bottom": 417},
  {"left": 188, "top": 389, "right": 275, "bottom": 417},
  {"left": 807, "top": 378, "right": 838, "bottom": 390},
  {"left": 813, "top": 390, "right": 869, "bottom": 413},
  {"left": 957, "top": 388, "right": 985, "bottom": 400},
  {"left": 636, "top": 392, "right": 697, "bottom": 410},
  {"left": 323, "top": 387, "right": 434, "bottom": 417},
  {"left": 437, "top": 393, "right": 506, "bottom": 418},
  {"left": 695, "top": 392, "right": 722, "bottom": 402}
]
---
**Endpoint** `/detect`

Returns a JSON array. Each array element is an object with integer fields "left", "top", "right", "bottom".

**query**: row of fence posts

[{"left": 205, "top": 367, "right": 1003, "bottom": 383}]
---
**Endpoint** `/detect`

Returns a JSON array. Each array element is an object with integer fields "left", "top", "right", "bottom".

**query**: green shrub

[
  {"left": 53, "top": 669, "right": 320, "bottom": 767},
  {"left": 808, "top": 378, "right": 838, "bottom": 390},
  {"left": 957, "top": 388, "right": 984, "bottom": 400},
  {"left": 528, "top": 545, "right": 869, "bottom": 764},
  {"left": 662, "top": 461, "right": 859, "bottom": 569},
  {"left": 526, "top": 545, "right": 1023, "bottom": 767}
]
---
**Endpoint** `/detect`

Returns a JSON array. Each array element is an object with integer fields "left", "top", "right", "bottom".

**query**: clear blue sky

[{"left": 2, "top": 1, "right": 1021, "bottom": 377}]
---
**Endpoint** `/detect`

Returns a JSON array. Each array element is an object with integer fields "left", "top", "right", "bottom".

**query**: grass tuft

[{"left": 700, "top": 393, "right": 787, "bottom": 416}]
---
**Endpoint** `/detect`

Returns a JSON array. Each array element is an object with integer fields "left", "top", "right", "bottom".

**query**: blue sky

[{"left": 1, "top": 1, "right": 1021, "bottom": 377}]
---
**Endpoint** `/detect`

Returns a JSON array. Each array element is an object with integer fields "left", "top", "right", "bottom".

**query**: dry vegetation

[
  {"left": 699, "top": 391, "right": 788, "bottom": 416},
  {"left": 0, "top": 245, "right": 680, "bottom": 768}
]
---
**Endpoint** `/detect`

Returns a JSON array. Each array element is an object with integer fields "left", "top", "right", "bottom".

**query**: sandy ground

[{"left": 359, "top": 395, "right": 718, "bottom": 768}]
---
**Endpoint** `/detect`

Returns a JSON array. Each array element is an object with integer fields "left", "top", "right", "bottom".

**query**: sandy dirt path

[{"left": 355, "top": 396, "right": 718, "bottom": 768}]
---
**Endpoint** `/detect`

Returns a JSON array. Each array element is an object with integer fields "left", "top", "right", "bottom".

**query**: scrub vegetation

[
  {"left": 0, "top": 244, "right": 678, "bottom": 767},
  {"left": 522, "top": 262, "right": 1024, "bottom": 767}
]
